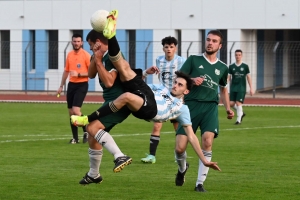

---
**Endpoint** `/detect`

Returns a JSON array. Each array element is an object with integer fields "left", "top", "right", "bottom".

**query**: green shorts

[
  {"left": 98, "top": 102, "right": 131, "bottom": 132},
  {"left": 176, "top": 101, "right": 219, "bottom": 138},
  {"left": 230, "top": 92, "right": 246, "bottom": 103}
]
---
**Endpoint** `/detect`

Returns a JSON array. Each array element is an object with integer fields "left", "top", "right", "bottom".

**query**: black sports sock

[
  {"left": 70, "top": 119, "right": 78, "bottom": 141},
  {"left": 149, "top": 135, "right": 160, "bottom": 156},
  {"left": 81, "top": 114, "right": 87, "bottom": 132},
  {"left": 88, "top": 102, "right": 119, "bottom": 122},
  {"left": 107, "top": 36, "right": 120, "bottom": 56}
]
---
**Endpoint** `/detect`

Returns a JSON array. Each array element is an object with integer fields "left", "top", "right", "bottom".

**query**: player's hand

[
  {"left": 70, "top": 70, "right": 78, "bottom": 77},
  {"left": 250, "top": 89, "right": 254, "bottom": 96},
  {"left": 226, "top": 109, "right": 234, "bottom": 119},
  {"left": 57, "top": 86, "right": 63, "bottom": 95},
  {"left": 93, "top": 42, "right": 104, "bottom": 61},
  {"left": 146, "top": 66, "right": 159, "bottom": 75},
  {"left": 204, "top": 161, "right": 221, "bottom": 171},
  {"left": 192, "top": 77, "right": 204, "bottom": 86}
]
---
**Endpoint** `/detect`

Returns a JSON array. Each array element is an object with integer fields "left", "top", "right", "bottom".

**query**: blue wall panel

[
  {"left": 83, "top": 29, "right": 95, "bottom": 92},
  {"left": 257, "top": 30, "right": 264, "bottom": 90}
]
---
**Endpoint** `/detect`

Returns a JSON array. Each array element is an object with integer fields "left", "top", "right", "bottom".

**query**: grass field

[{"left": 0, "top": 103, "right": 300, "bottom": 200}]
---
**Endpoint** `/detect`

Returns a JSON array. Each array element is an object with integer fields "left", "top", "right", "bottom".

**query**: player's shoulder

[
  {"left": 242, "top": 62, "right": 249, "bottom": 67},
  {"left": 156, "top": 55, "right": 165, "bottom": 61}
]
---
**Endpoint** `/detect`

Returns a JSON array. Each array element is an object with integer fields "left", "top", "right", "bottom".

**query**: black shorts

[
  {"left": 66, "top": 82, "right": 88, "bottom": 108},
  {"left": 122, "top": 76, "right": 157, "bottom": 120}
]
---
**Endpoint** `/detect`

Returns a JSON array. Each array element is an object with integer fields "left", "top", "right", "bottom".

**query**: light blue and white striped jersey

[
  {"left": 148, "top": 84, "right": 192, "bottom": 126},
  {"left": 156, "top": 55, "right": 186, "bottom": 91}
]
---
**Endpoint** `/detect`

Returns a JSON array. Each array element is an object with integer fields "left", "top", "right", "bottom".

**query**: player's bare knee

[{"left": 175, "top": 146, "right": 185, "bottom": 154}]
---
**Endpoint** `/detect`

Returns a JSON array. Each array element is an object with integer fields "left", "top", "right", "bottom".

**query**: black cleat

[
  {"left": 241, "top": 113, "right": 246, "bottom": 122},
  {"left": 82, "top": 132, "right": 88, "bottom": 144},
  {"left": 194, "top": 184, "right": 207, "bottom": 192},
  {"left": 113, "top": 156, "right": 132, "bottom": 173},
  {"left": 69, "top": 138, "right": 79, "bottom": 144},
  {"left": 79, "top": 173, "right": 103, "bottom": 185},
  {"left": 175, "top": 162, "right": 189, "bottom": 186},
  {"left": 234, "top": 121, "right": 241, "bottom": 125}
]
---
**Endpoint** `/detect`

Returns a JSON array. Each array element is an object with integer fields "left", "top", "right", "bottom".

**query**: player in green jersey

[
  {"left": 228, "top": 49, "right": 254, "bottom": 125},
  {"left": 78, "top": 30, "right": 132, "bottom": 185},
  {"left": 177, "top": 30, "right": 234, "bottom": 192}
]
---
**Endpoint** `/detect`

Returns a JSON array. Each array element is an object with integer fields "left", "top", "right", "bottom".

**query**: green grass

[{"left": 0, "top": 103, "right": 300, "bottom": 200}]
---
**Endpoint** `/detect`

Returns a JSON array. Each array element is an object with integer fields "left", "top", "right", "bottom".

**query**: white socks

[
  {"left": 196, "top": 150, "right": 212, "bottom": 186},
  {"left": 175, "top": 151, "right": 187, "bottom": 173},
  {"left": 236, "top": 105, "right": 243, "bottom": 122},
  {"left": 88, "top": 148, "right": 103, "bottom": 177},
  {"left": 94, "top": 129, "right": 124, "bottom": 160}
]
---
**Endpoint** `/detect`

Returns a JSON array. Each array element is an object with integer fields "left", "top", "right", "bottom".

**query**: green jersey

[
  {"left": 99, "top": 52, "right": 125, "bottom": 101},
  {"left": 228, "top": 62, "right": 250, "bottom": 92},
  {"left": 179, "top": 54, "right": 228, "bottom": 103}
]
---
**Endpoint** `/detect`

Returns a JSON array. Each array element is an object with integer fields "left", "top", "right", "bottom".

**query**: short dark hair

[
  {"left": 235, "top": 49, "right": 243, "bottom": 54},
  {"left": 72, "top": 33, "right": 83, "bottom": 41},
  {"left": 161, "top": 36, "right": 178, "bottom": 46},
  {"left": 86, "top": 30, "right": 108, "bottom": 45},
  {"left": 175, "top": 71, "right": 193, "bottom": 91},
  {"left": 207, "top": 30, "right": 223, "bottom": 44}
]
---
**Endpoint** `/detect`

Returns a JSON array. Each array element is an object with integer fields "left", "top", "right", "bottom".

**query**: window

[
  {"left": 128, "top": 30, "right": 136, "bottom": 69},
  {"left": 48, "top": 30, "right": 58, "bottom": 69},
  {"left": 30, "top": 30, "right": 36, "bottom": 70},
  {"left": 0, "top": 30, "right": 10, "bottom": 69},
  {"left": 176, "top": 30, "right": 182, "bottom": 56}
]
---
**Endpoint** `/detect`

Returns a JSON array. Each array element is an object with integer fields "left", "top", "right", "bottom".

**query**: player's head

[
  {"left": 86, "top": 30, "right": 108, "bottom": 52},
  {"left": 235, "top": 49, "right": 243, "bottom": 62},
  {"left": 72, "top": 33, "right": 83, "bottom": 51},
  {"left": 161, "top": 36, "right": 178, "bottom": 59},
  {"left": 205, "top": 30, "right": 223, "bottom": 55},
  {"left": 171, "top": 71, "right": 193, "bottom": 98}
]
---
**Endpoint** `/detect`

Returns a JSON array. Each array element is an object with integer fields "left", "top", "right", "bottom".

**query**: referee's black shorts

[
  {"left": 66, "top": 82, "right": 88, "bottom": 108},
  {"left": 122, "top": 76, "right": 157, "bottom": 120}
]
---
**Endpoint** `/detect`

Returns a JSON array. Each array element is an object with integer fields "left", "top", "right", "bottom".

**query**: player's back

[{"left": 148, "top": 84, "right": 183, "bottom": 122}]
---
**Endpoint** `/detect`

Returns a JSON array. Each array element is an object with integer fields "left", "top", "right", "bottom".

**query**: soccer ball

[{"left": 90, "top": 10, "right": 109, "bottom": 32}]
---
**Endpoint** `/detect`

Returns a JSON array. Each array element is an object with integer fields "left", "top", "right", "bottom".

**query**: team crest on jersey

[
  {"left": 77, "top": 63, "right": 81, "bottom": 68},
  {"left": 215, "top": 69, "right": 220, "bottom": 75},
  {"left": 241, "top": 68, "right": 244, "bottom": 71},
  {"left": 233, "top": 68, "right": 235, "bottom": 71}
]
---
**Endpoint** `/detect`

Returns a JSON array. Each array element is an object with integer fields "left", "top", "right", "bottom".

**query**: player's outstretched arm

[{"left": 183, "top": 125, "right": 221, "bottom": 171}]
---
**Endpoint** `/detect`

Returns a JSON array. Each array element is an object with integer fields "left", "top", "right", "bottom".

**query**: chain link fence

[{"left": 0, "top": 41, "right": 299, "bottom": 97}]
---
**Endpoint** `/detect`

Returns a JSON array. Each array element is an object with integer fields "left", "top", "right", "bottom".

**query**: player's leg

[
  {"left": 67, "top": 82, "right": 79, "bottom": 143},
  {"left": 103, "top": 10, "right": 136, "bottom": 82},
  {"left": 141, "top": 122, "right": 162, "bottom": 163},
  {"left": 235, "top": 92, "right": 246, "bottom": 124},
  {"left": 174, "top": 133, "right": 189, "bottom": 186},
  {"left": 72, "top": 82, "right": 89, "bottom": 142},
  {"left": 195, "top": 102, "right": 218, "bottom": 192},
  {"left": 86, "top": 120, "right": 132, "bottom": 173},
  {"left": 79, "top": 137, "right": 103, "bottom": 185}
]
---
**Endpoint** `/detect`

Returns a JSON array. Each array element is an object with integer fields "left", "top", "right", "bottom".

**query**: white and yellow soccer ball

[{"left": 90, "top": 10, "right": 109, "bottom": 32}]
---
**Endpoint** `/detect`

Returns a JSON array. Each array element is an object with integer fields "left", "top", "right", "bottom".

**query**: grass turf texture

[{"left": 0, "top": 103, "right": 299, "bottom": 199}]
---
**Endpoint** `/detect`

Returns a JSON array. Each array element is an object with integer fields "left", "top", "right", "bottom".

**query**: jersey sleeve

[
  {"left": 178, "top": 57, "right": 187, "bottom": 70},
  {"left": 219, "top": 66, "right": 229, "bottom": 87},
  {"left": 85, "top": 52, "right": 91, "bottom": 68},
  {"left": 176, "top": 105, "right": 192, "bottom": 126},
  {"left": 245, "top": 64, "right": 250, "bottom": 74},
  {"left": 228, "top": 65, "right": 233, "bottom": 75},
  {"left": 179, "top": 56, "right": 193, "bottom": 75}
]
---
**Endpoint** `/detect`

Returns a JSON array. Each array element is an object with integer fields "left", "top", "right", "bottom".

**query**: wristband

[{"left": 143, "top": 70, "right": 148, "bottom": 77}]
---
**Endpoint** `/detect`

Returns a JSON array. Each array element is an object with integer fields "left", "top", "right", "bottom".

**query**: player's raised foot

[
  {"left": 71, "top": 115, "right": 89, "bottom": 127},
  {"left": 103, "top": 10, "right": 118, "bottom": 39},
  {"left": 82, "top": 132, "right": 88, "bottom": 143},
  {"left": 113, "top": 155, "right": 132, "bottom": 173},
  {"left": 241, "top": 112, "right": 246, "bottom": 122},
  {"left": 79, "top": 173, "right": 103, "bottom": 185},
  {"left": 69, "top": 138, "right": 79, "bottom": 144},
  {"left": 141, "top": 154, "right": 156, "bottom": 164},
  {"left": 175, "top": 162, "right": 189, "bottom": 186},
  {"left": 194, "top": 184, "right": 207, "bottom": 192},
  {"left": 234, "top": 121, "right": 241, "bottom": 125}
]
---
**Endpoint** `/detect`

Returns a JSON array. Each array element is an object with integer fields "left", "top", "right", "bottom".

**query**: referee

[{"left": 57, "top": 33, "right": 91, "bottom": 144}]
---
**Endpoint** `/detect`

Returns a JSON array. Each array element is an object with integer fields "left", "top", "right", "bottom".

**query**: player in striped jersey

[
  {"left": 71, "top": 10, "right": 220, "bottom": 183},
  {"left": 141, "top": 36, "right": 186, "bottom": 163}
]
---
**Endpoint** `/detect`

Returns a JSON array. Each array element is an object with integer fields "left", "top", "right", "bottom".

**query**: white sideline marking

[{"left": 1, "top": 125, "right": 299, "bottom": 143}]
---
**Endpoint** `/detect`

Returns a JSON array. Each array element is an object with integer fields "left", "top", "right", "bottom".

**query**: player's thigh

[
  {"left": 200, "top": 103, "right": 219, "bottom": 138},
  {"left": 236, "top": 92, "right": 246, "bottom": 103}
]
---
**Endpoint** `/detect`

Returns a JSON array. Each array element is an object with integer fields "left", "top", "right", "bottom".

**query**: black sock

[
  {"left": 149, "top": 135, "right": 160, "bottom": 156},
  {"left": 70, "top": 119, "right": 78, "bottom": 141},
  {"left": 108, "top": 36, "right": 120, "bottom": 56},
  {"left": 88, "top": 102, "right": 119, "bottom": 122}
]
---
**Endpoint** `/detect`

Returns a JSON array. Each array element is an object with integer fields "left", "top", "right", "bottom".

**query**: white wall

[{"left": 1, "top": 0, "right": 300, "bottom": 32}]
